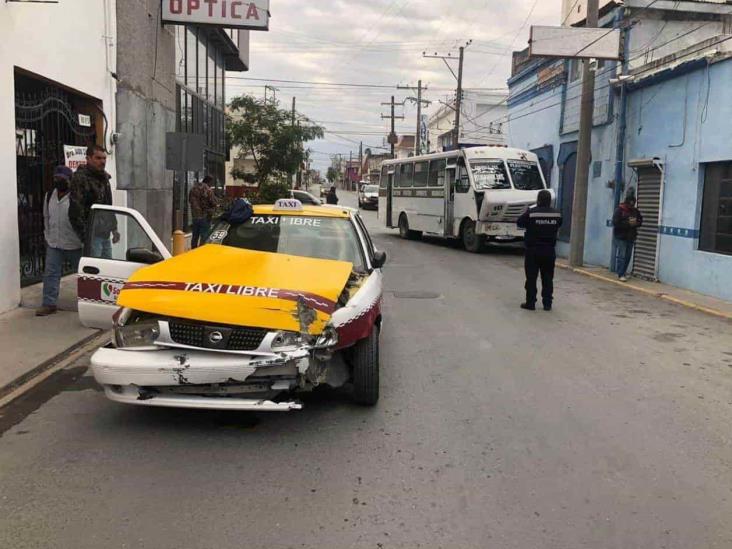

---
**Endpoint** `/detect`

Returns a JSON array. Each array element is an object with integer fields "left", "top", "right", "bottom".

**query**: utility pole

[
  {"left": 397, "top": 80, "right": 430, "bottom": 155},
  {"left": 359, "top": 141, "right": 363, "bottom": 181},
  {"left": 381, "top": 96, "right": 404, "bottom": 158},
  {"left": 423, "top": 41, "right": 471, "bottom": 150},
  {"left": 569, "top": 0, "right": 599, "bottom": 267},
  {"left": 454, "top": 47, "right": 465, "bottom": 149},
  {"left": 291, "top": 97, "right": 297, "bottom": 188}
]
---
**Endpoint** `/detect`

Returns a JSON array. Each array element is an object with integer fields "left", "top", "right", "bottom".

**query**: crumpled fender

[{"left": 330, "top": 270, "right": 383, "bottom": 349}]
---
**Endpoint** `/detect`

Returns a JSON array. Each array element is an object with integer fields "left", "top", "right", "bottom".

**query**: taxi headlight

[
  {"left": 114, "top": 321, "right": 160, "bottom": 349},
  {"left": 314, "top": 326, "right": 339, "bottom": 349},
  {"left": 271, "top": 331, "right": 304, "bottom": 352}
]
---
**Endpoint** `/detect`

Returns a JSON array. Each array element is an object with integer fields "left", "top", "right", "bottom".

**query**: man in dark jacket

[
  {"left": 188, "top": 175, "right": 217, "bottom": 248},
  {"left": 68, "top": 144, "right": 118, "bottom": 258},
  {"left": 612, "top": 192, "right": 643, "bottom": 282},
  {"left": 517, "top": 189, "right": 563, "bottom": 311},
  {"left": 326, "top": 186, "right": 339, "bottom": 205}
]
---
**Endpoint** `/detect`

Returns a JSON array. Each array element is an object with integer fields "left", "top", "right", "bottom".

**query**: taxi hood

[{"left": 118, "top": 245, "right": 354, "bottom": 335}]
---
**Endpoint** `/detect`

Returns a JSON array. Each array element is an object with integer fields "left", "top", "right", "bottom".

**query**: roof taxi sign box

[
  {"left": 529, "top": 25, "right": 621, "bottom": 60},
  {"left": 162, "top": 0, "right": 270, "bottom": 31},
  {"left": 274, "top": 199, "right": 304, "bottom": 212}
]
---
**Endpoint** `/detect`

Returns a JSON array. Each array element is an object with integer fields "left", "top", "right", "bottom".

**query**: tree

[
  {"left": 326, "top": 166, "right": 338, "bottom": 184},
  {"left": 227, "top": 95, "right": 324, "bottom": 200}
]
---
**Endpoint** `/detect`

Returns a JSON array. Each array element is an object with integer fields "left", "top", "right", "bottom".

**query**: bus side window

[{"left": 456, "top": 165, "right": 471, "bottom": 193}]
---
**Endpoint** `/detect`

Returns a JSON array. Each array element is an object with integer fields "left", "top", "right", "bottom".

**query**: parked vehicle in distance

[
  {"left": 378, "top": 146, "right": 553, "bottom": 252},
  {"left": 358, "top": 184, "right": 380, "bottom": 210},
  {"left": 290, "top": 189, "right": 322, "bottom": 206}
]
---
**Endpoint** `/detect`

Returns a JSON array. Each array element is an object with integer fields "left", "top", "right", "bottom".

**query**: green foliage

[
  {"left": 227, "top": 95, "right": 324, "bottom": 198},
  {"left": 249, "top": 181, "right": 292, "bottom": 205},
  {"left": 326, "top": 166, "right": 338, "bottom": 183}
]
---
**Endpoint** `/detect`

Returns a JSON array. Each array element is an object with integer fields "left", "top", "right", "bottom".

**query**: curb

[
  {"left": 0, "top": 330, "right": 110, "bottom": 408},
  {"left": 557, "top": 262, "right": 732, "bottom": 321}
]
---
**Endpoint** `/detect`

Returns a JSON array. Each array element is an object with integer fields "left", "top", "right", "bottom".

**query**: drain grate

[{"left": 392, "top": 291, "right": 441, "bottom": 299}]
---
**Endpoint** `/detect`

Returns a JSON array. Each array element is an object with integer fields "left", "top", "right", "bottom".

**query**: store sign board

[
  {"left": 161, "top": 0, "right": 270, "bottom": 30},
  {"left": 64, "top": 145, "right": 87, "bottom": 171},
  {"left": 529, "top": 25, "right": 621, "bottom": 60}
]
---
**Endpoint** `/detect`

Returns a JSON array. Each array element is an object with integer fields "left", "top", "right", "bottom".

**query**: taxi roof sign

[{"left": 273, "top": 198, "right": 304, "bottom": 212}]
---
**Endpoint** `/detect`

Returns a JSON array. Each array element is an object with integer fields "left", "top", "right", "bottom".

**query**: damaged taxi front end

[{"left": 90, "top": 213, "right": 384, "bottom": 411}]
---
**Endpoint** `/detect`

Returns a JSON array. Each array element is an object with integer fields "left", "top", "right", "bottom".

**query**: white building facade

[
  {"left": 0, "top": 0, "right": 118, "bottom": 314},
  {"left": 427, "top": 90, "right": 508, "bottom": 152}
]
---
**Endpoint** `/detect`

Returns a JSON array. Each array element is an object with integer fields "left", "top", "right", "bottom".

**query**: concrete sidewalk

[
  {"left": 0, "top": 275, "right": 105, "bottom": 400},
  {"left": 557, "top": 260, "right": 732, "bottom": 321}
]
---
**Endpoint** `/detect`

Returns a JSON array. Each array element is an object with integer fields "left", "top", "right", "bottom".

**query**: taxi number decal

[
  {"left": 250, "top": 216, "right": 322, "bottom": 227},
  {"left": 209, "top": 229, "right": 228, "bottom": 242}
]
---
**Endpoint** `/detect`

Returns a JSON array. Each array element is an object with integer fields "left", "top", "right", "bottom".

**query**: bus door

[
  {"left": 386, "top": 169, "right": 395, "bottom": 228},
  {"left": 444, "top": 164, "right": 457, "bottom": 237}
]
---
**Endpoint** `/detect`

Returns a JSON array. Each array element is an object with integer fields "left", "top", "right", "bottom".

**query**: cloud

[{"left": 230, "top": 0, "right": 562, "bottom": 171}]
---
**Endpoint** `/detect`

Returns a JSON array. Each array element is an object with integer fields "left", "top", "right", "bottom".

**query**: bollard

[{"left": 172, "top": 230, "right": 186, "bottom": 256}]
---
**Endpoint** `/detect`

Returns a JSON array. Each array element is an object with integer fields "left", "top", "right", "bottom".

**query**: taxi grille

[{"left": 168, "top": 321, "right": 268, "bottom": 351}]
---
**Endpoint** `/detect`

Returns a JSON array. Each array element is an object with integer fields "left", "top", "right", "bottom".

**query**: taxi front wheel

[{"left": 352, "top": 327, "right": 379, "bottom": 406}]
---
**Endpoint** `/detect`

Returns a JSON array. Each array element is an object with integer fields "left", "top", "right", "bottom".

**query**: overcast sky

[{"left": 227, "top": 0, "right": 562, "bottom": 172}]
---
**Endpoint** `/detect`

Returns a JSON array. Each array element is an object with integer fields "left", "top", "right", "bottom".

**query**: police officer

[{"left": 517, "top": 189, "right": 563, "bottom": 311}]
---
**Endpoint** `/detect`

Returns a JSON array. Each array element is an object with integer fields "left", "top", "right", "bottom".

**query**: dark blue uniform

[{"left": 517, "top": 206, "right": 563, "bottom": 309}]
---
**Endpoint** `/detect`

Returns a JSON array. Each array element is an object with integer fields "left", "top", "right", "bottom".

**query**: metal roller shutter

[{"left": 633, "top": 167, "right": 662, "bottom": 280}]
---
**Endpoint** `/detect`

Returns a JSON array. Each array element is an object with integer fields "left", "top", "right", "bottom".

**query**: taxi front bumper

[{"left": 91, "top": 346, "right": 309, "bottom": 411}]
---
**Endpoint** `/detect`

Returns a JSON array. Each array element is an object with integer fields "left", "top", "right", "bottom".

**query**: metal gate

[
  {"left": 15, "top": 81, "right": 97, "bottom": 286},
  {"left": 632, "top": 165, "right": 663, "bottom": 280}
]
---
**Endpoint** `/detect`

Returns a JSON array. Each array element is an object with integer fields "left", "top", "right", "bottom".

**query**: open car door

[{"left": 77, "top": 205, "right": 171, "bottom": 329}]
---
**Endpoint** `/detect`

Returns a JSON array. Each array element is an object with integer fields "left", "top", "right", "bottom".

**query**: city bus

[{"left": 378, "top": 146, "right": 552, "bottom": 252}]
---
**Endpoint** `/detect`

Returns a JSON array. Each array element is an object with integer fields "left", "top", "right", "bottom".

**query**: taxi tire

[{"left": 352, "top": 327, "right": 379, "bottom": 406}]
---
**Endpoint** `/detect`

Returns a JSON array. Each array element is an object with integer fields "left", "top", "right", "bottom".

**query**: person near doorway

[
  {"left": 189, "top": 175, "right": 217, "bottom": 248},
  {"left": 326, "top": 186, "right": 339, "bottom": 205},
  {"left": 68, "top": 144, "right": 119, "bottom": 259},
  {"left": 612, "top": 191, "right": 643, "bottom": 282},
  {"left": 517, "top": 189, "right": 563, "bottom": 311},
  {"left": 36, "top": 166, "right": 83, "bottom": 317}
]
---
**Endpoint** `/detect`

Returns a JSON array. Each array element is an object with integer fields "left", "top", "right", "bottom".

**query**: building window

[
  {"left": 569, "top": 59, "right": 580, "bottom": 83},
  {"left": 700, "top": 162, "right": 732, "bottom": 255}
]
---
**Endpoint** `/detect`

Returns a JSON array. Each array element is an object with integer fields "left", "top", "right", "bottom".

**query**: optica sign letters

[{"left": 161, "top": 0, "right": 269, "bottom": 30}]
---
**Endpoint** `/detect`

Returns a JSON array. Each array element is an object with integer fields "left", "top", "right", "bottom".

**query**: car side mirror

[
  {"left": 373, "top": 250, "right": 387, "bottom": 269},
  {"left": 127, "top": 247, "right": 164, "bottom": 265}
]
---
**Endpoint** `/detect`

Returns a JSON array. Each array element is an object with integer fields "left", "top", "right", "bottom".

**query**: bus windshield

[
  {"left": 469, "top": 159, "right": 511, "bottom": 190},
  {"left": 507, "top": 160, "right": 545, "bottom": 191}
]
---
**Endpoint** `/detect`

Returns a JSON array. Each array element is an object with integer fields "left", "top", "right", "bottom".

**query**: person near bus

[
  {"left": 612, "top": 192, "right": 643, "bottom": 282},
  {"left": 517, "top": 189, "right": 563, "bottom": 311},
  {"left": 189, "top": 175, "right": 217, "bottom": 248},
  {"left": 326, "top": 186, "right": 339, "bottom": 205},
  {"left": 36, "top": 166, "right": 83, "bottom": 317}
]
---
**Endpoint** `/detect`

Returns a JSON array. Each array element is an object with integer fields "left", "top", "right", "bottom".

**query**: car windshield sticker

[
  {"left": 249, "top": 216, "right": 322, "bottom": 227},
  {"left": 209, "top": 229, "right": 229, "bottom": 242}
]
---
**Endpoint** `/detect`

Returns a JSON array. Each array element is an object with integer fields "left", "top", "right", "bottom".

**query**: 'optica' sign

[{"left": 162, "top": 0, "right": 270, "bottom": 30}]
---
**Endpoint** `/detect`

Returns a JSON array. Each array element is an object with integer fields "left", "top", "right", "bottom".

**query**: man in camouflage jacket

[{"left": 68, "top": 145, "right": 119, "bottom": 258}]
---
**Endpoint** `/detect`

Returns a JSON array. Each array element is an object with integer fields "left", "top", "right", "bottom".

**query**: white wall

[{"left": 0, "top": 0, "right": 117, "bottom": 313}]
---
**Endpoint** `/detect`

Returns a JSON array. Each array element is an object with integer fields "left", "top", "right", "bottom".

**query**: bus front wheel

[
  {"left": 461, "top": 220, "right": 485, "bottom": 253},
  {"left": 398, "top": 214, "right": 421, "bottom": 240}
]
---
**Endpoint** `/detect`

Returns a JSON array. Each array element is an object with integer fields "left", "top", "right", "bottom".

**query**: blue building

[{"left": 507, "top": 0, "right": 732, "bottom": 302}]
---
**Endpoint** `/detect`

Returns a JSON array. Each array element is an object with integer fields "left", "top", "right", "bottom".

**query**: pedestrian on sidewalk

[
  {"left": 326, "top": 186, "right": 339, "bottom": 205},
  {"left": 68, "top": 145, "right": 119, "bottom": 259},
  {"left": 517, "top": 189, "right": 563, "bottom": 311},
  {"left": 36, "top": 166, "right": 83, "bottom": 317},
  {"left": 189, "top": 175, "right": 217, "bottom": 248},
  {"left": 612, "top": 191, "right": 643, "bottom": 282}
]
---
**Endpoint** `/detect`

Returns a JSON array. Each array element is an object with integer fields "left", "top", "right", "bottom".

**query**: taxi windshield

[{"left": 209, "top": 215, "right": 366, "bottom": 271}]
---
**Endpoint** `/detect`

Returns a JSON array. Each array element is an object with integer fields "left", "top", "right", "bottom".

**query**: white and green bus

[{"left": 378, "top": 146, "right": 552, "bottom": 252}]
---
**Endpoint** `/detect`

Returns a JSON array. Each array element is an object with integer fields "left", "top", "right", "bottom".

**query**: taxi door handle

[{"left": 83, "top": 266, "right": 100, "bottom": 275}]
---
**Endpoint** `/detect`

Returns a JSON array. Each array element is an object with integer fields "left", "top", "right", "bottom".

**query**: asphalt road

[{"left": 2, "top": 192, "right": 732, "bottom": 549}]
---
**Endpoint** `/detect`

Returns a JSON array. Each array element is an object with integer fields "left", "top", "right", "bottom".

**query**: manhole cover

[{"left": 392, "top": 291, "right": 441, "bottom": 299}]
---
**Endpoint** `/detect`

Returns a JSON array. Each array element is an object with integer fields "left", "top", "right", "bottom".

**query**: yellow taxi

[{"left": 77, "top": 199, "right": 386, "bottom": 411}]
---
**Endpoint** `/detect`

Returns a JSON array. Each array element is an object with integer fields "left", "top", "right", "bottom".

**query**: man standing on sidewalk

[
  {"left": 36, "top": 166, "right": 83, "bottom": 317},
  {"left": 68, "top": 145, "right": 119, "bottom": 258},
  {"left": 517, "top": 189, "right": 563, "bottom": 311},
  {"left": 188, "top": 175, "right": 217, "bottom": 248},
  {"left": 612, "top": 192, "right": 643, "bottom": 282}
]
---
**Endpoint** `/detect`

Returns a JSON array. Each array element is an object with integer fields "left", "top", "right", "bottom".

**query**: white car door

[{"left": 77, "top": 205, "right": 171, "bottom": 329}]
